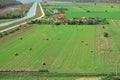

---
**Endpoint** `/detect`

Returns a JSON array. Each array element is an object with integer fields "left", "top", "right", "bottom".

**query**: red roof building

[{"left": 57, "top": 14, "right": 66, "bottom": 22}]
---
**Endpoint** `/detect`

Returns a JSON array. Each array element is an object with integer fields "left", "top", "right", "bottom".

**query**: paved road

[{"left": 0, "top": 3, "right": 45, "bottom": 33}]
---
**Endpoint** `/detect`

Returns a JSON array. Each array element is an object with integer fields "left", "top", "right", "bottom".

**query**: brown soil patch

[
  {"left": 96, "top": 25, "right": 114, "bottom": 53},
  {"left": 0, "top": 3, "right": 30, "bottom": 14},
  {"left": 22, "top": 25, "right": 34, "bottom": 31},
  {"left": 76, "top": 77, "right": 101, "bottom": 80}
]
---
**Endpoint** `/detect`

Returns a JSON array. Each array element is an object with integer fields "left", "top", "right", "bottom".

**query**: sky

[{"left": 17, "top": 0, "right": 42, "bottom": 2}]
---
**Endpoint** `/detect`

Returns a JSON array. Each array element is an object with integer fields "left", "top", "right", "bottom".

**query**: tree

[{"left": 0, "top": 33, "right": 3, "bottom": 38}]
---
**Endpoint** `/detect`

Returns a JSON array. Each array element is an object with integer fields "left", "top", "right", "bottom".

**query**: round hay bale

[
  {"left": 105, "top": 10, "right": 108, "bottom": 12},
  {"left": 90, "top": 51, "right": 94, "bottom": 53},
  {"left": 46, "top": 38, "right": 49, "bottom": 40},
  {"left": 20, "top": 37, "right": 23, "bottom": 40},
  {"left": 81, "top": 41, "right": 84, "bottom": 43},
  {"left": 58, "top": 38, "right": 60, "bottom": 40},
  {"left": 111, "top": 5, "right": 114, "bottom": 8},
  {"left": 15, "top": 53, "right": 19, "bottom": 56},
  {"left": 28, "top": 48, "right": 32, "bottom": 51},
  {"left": 110, "top": 49, "right": 112, "bottom": 52},
  {"left": 42, "top": 62, "right": 46, "bottom": 65},
  {"left": 102, "top": 26, "right": 105, "bottom": 29}
]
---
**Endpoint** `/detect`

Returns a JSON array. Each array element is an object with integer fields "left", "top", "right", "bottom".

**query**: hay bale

[
  {"left": 15, "top": 53, "right": 19, "bottom": 56},
  {"left": 111, "top": 5, "right": 114, "bottom": 8},
  {"left": 28, "top": 48, "right": 32, "bottom": 51},
  {"left": 90, "top": 51, "right": 94, "bottom": 53},
  {"left": 42, "top": 62, "right": 46, "bottom": 65},
  {"left": 110, "top": 49, "right": 112, "bottom": 52},
  {"left": 81, "top": 41, "right": 84, "bottom": 43},
  {"left": 58, "top": 38, "right": 60, "bottom": 40},
  {"left": 105, "top": 10, "right": 108, "bottom": 12},
  {"left": 46, "top": 38, "right": 49, "bottom": 40},
  {"left": 102, "top": 26, "right": 105, "bottom": 29},
  {"left": 20, "top": 37, "right": 23, "bottom": 40}
]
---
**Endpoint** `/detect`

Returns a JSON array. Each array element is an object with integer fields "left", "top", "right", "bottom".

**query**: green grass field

[
  {"left": 45, "top": 3, "right": 120, "bottom": 18},
  {"left": 1, "top": 2, "right": 120, "bottom": 80},
  {"left": 0, "top": 23, "right": 120, "bottom": 73},
  {"left": 0, "top": 25, "right": 95, "bottom": 72}
]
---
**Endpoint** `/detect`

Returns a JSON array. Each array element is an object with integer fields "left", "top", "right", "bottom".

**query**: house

[
  {"left": 57, "top": 14, "right": 66, "bottom": 22},
  {"left": 81, "top": 17, "right": 88, "bottom": 22},
  {"left": 53, "top": 9, "right": 59, "bottom": 14}
]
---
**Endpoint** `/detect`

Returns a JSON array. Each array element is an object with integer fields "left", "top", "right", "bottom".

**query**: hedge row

[{"left": 0, "top": 25, "right": 27, "bottom": 38}]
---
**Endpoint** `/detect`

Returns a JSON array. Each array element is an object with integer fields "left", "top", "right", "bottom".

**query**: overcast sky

[{"left": 17, "top": 0, "right": 42, "bottom": 2}]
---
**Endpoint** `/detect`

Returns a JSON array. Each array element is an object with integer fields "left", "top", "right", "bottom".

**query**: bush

[
  {"left": 104, "top": 32, "right": 109, "bottom": 37},
  {"left": 0, "top": 33, "right": 3, "bottom": 38},
  {"left": 54, "top": 22, "right": 61, "bottom": 25},
  {"left": 3, "top": 31, "right": 8, "bottom": 35}
]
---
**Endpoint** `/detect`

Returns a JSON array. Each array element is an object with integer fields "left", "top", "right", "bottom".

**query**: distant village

[
  {"left": 53, "top": 8, "right": 103, "bottom": 25},
  {"left": 57, "top": 14, "right": 101, "bottom": 25}
]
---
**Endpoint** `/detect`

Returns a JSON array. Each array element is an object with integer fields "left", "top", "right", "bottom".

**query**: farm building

[
  {"left": 81, "top": 17, "right": 88, "bottom": 22},
  {"left": 53, "top": 9, "right": 59, "bottom": 14},
  {"left": 67, "top": 17, "right": 101, "bottom": 25},
  {"left": 57, "top": 14, "right": 66, "bottom": 22}
]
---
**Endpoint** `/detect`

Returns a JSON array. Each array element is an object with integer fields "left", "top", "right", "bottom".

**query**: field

[
  {"left": 0, "top": 22, "right": 120, "bottom": 72},
  {"left": 0, "top": 24, "right": 95, "bottom": 72},
  {"left": 45, "top": 3, "right": 120, "bottom": 18},
  {"left": 0, "top": 2, "right": 120, "bottom": 80}
]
